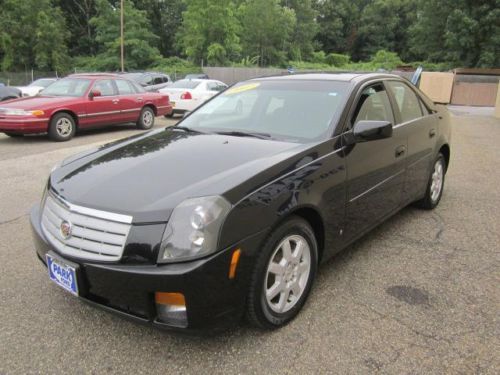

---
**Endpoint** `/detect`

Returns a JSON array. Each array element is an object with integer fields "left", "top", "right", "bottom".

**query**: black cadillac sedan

[{"left": 31, "top": 73, "right": 451, "bottom": 330}]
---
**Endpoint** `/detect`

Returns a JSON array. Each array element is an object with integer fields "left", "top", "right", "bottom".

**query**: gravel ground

[{"left": 0, "top": 111, "right": 498, "bottom": 374}]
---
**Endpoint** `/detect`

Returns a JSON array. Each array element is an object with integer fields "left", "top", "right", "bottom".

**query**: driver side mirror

[
  {"left": 89, "top": 89, "right": 101, "bottom": 100},
  {"left": 346, "top": 120, "right": 393, "bottom": 144}
]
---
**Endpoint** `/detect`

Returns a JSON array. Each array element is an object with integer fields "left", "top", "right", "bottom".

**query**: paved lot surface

[{"left": 0, "top": 111, "right": 499, "bottom": 374}]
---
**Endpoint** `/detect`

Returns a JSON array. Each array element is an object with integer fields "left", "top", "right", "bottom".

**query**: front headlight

[
  {"left": 158, "top": 196, "right": 232, "bottom": 263},
  {"left": 4, "top": 109, "right": 44, "bottom": 116}
]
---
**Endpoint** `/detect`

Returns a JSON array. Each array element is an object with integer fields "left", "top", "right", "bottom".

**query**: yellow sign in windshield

[{"left": 225, "top": 82, "right": 260, "bottom": 95}]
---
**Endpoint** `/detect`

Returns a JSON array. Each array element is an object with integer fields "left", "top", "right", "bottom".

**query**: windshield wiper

[
  {"left": 215, "top": 130, "right": 272, "bottom": 140},
  {"left": 170, "top": 125, "right": 202, "bottom": 133}
]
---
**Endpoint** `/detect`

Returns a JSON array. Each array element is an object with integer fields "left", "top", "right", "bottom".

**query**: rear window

[{"left": 170, "top": 80, "right": 201, "bottom": 89}]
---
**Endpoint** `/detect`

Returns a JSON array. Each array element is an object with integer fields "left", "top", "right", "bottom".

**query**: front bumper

[
  {"left": 0, "top": 117, "right": 49, "bottom": 134},
  {"left": 30, "top": 205, "right": 265, "bottom": 331}
]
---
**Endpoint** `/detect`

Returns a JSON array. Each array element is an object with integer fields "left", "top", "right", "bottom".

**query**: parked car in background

[
  {"left": 29, "top": 73, "right": 451, "bottom": 330},
  {"left": 122, "top": 72, "right": 172, "bottom": 92},
  {"left": 159, "top": 78, "right": 227, "bottom": 117},
  {"left": 0, "top": 73, "right": 172, "bottom": 141},
  {"left": 16, "top": 78, "right": 58, "bottom": 97},
  {"left": 184, "top": 73, "right": 209, "bottom": 80},
  {"left": 0, "top": 86, "right": 22, "bottom": 101}
]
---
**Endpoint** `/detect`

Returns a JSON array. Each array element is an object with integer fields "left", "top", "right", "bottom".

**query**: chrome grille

[{"left": 41, "top": 192, "right": 132, "bottom": 262}]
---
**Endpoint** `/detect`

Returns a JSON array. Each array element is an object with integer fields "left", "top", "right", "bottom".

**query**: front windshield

[
  {"left": 29, "top": 79, "right": 55, "bottom": 88},
  {"left": 40, "top": 78, "right": 91, "bottom": 97},
  {"left": 179, "top": 80, "right": 349, "bottom": 142}
]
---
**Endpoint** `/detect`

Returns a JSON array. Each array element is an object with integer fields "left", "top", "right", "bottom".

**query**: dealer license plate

[{"left": 46, "top": 254, "right": 79, "bottom": 296}]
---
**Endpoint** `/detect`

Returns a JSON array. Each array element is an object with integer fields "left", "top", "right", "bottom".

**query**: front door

[
  {"left": 83, "top": 79, "right": 121, "bottom": 128},
  {"left": 342, "top": 82, "right": 407, "bottom": 240}
]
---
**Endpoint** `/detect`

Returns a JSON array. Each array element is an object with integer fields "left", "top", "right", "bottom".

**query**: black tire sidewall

[
  {"left": 138, "top": 107, "right": 155, "bottom": 129},
  {"left": 49, "top": 113, "right": 76, "bottom": 142},
  {"left": 420, "top": 153, "right": 446, "bottom": 209},
  {"left": 248, "top": 217, "right": 318, "bottom": 328}
]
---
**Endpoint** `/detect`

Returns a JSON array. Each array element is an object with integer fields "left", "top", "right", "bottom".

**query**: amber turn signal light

[
  {"left": 155, "top": 292, "right": 186, "bottom": 306},
  {"left": 228, "top": 249, "right": 241, "bottom": 279}
]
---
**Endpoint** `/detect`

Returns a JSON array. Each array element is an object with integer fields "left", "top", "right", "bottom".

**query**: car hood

[
  {"left": 0, "top": 95, "right": 77, "bottom": 110},
  {"left": 50, "top": 129, "right": 308, "bottom": 223}
]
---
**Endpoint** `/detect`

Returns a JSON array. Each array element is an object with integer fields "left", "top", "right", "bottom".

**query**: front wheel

[
  {"left": 246, "top": 216, "right": 318, "bottom": 329},
  {"left": 48, "top": 113, "right": 76, "bottom": 142},
  {"left": 137, "top": 107, "right": 155, "bottom": 130},
  {"left": 416, "top": 153, "right": 446, "bottom": 209}
]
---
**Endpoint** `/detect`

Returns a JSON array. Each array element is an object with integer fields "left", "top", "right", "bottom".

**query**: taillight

[{"left": 181, "top": 91, "right": 192, "bottom": 100}]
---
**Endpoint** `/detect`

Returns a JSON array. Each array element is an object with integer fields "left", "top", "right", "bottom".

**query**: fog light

[{"left": 155, "top": 292, "right": 188, "bottom": 328}]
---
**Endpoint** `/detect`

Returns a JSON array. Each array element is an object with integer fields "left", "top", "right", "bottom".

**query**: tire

[
  {"left": 137, "top": 106, "right": 155, "bottom": 130},
  {"left": 165, "top": 113, "right": 174, "bottom": 118},
  {"left": 48, "top": 113, "right": 76, "bottom": 142},
  {"left": 4, "top": 132, "right": 23, "bottom": 138},
  {"left": 415, "top": 153, "right": 446, "bottom": 210},
  {"left": 246, "top": 216, "right": 318, "bottom": 329}
]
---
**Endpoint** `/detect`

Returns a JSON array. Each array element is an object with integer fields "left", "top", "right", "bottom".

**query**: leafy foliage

[{"left": 0, "top": 0, "right": 498, "bottom": 72}]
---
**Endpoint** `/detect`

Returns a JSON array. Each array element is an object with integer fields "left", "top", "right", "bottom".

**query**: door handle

[
  {"left": 395, "top": 145, "right": 406, "bottom": 158},
  {"left": 112, "top": 99, "right": 119, "bottom": 104},
  {"left": 137, "top": 97, "right": 143, "bottom": 101},
  {"left": 429, "top": 129, "right": 436, "bottom": 138}
]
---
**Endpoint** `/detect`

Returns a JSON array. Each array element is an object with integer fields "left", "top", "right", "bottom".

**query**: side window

[
  {"left": 162, "top": 75, "right": 170, "bottom": 83},
  {"left": 206, "top": 82, "right": 218, "bottom": 91},
  {"left": 153, "top": 75, "right": 164, "bottom": 85},
  {"left": 386, "top": 81, "right": 423, "bottom": 123},
  {"left": 93, "top": 80, "right": 115, "bottom": 96},
  {"left": 115, "top": 79, "right": 135, "bottom": 95},
  {"left": 141, "top": 75, "right": 153, "bottom": 86},
  {"left": 351, "top": 83, "right": 394, "bottom": 128}
]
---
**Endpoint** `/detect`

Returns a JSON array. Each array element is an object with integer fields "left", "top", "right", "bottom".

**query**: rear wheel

[
  {"left": 246, "top": 216, "right": 318, "bottom": 329},
  {"left": 416, "top": 153, "right": 446, "bottom": 209},
  {"left": 137, "top": 106, "right": 155, "bottom": 130},
  {"left": 48, "top": 113, "right": 76, "bottom": 142}
]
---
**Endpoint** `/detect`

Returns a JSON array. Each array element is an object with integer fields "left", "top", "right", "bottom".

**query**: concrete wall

[{"left": 202, "top": 67, "right": 287, "bottom": 85}]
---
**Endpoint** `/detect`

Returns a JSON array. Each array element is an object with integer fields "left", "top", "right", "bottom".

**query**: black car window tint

[
  {"left": 352, "top": 84, "right": 394, "bottom": 127},
  {"left": 387, "top": 81, "right": 423, "bottom": 123}
]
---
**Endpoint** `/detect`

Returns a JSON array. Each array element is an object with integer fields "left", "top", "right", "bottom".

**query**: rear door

[
  {"left": 114, "top": 79, "right": 143, "bottom": 122},
  {"left": 83, "top": 79, "right": 121, "bottom": 128},
  {"left": 342, "top": 81, "right": 408, "bottom": 240},
  {"left": 386, "top": 80, "right": 436, "bottom": 203}
]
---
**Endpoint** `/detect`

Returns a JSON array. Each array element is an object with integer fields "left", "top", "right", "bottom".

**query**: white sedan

[
  {"left": 16, "top": 78, "right": 58, "bottom": 97},
  {"left": 159, "top": 79, "right": 227, "bottom": 116}
]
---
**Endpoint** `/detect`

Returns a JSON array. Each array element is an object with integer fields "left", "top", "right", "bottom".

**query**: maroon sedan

[{"left": 0, "top": 74, "right": 173, "bottom": 141}]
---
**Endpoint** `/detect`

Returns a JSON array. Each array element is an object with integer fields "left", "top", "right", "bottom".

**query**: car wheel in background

[
  {"left": 165, "top": 113, "right": 174, "bottom": 118},
  {"left": 4, "top": 132, "right": 24, "bottom": 138},
  {"left": 48, "top": 113, "right": 76, "bottom": 142},
  {"left": 246, "top": 216, "right": 318, "bottom": 329},
  {"left": 416, "top": 153, "right": 446, "bottom": 210},
  {"left": 137, "top": 107, "right": 155, "bottom": 130}
]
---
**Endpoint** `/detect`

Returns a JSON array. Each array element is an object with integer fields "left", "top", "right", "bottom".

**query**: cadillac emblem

[{"left": 60, "top": 220, "right": 72, "bottom": 239}]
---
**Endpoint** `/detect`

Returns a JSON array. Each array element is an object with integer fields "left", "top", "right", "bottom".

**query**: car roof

[
  {"left": 251, "top": 72, "right": 403, "bottom": 84},
  {"left": 68, "top": 73, "right": 120, "bottom": 79}
]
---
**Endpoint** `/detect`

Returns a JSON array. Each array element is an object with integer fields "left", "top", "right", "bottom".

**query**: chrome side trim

[
  {"left": 50, "top": 190, "right": 133, "bottom": 224},
  {"left": 0, "top": 118, "right": 49, "bottom": 123},
  {"left": 349, "top": 169, "right": 405, "bottom": 203}
]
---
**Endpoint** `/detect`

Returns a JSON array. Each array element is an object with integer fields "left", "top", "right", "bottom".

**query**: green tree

[
  {"left": 410, "top": 0, "right": 499, "bottom": 67},
  {"left": 284, "top": 0, "right": 318, "bottom": 61},
  {"left": 238, "top": 0, "right": 296, "bottom": 66},
  {"left": 354, "top": 0, "right": 416, "bottom": 61},
  {"left": 133, "top": 0, "right": 185, "bottom": 56},
  {"left": 314, "top": 0, "right": 362, "bottom": 55},
  {"left": 0, "top": 0, "right": 69, "bottom": 71},
  {"left": 177, "top": 0, "right": 241, "bottom": 65},
  {"left": 56, "top": 0, "right": 97, "bottom": 56},
  {"left": 88, "top": 0, "right": 161, "bottom": 70}
]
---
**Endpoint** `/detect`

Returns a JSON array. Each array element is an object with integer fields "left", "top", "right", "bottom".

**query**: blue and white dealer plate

[{"left": 46, "top": 254, "right": 79, "bottom": 296}]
